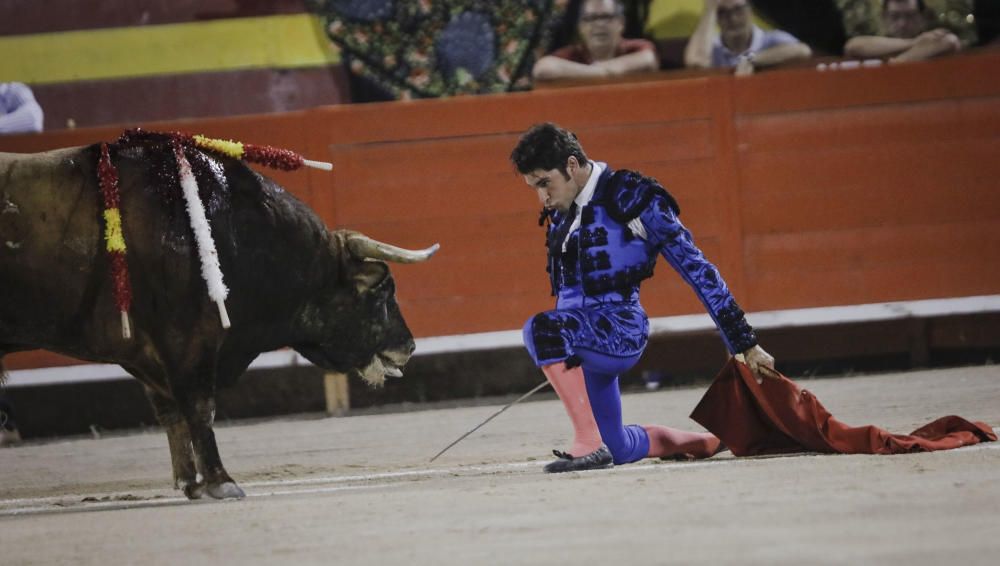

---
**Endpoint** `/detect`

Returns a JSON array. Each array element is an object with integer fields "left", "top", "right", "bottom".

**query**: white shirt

[
  {"left": 711, "top": 25, "right": 799, "bottom": 68},
  {"left": 562, "top": 161, "right": 647, "bottom": 252}
]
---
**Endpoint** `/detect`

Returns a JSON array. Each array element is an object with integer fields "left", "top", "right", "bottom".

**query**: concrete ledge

[
  {"left": 7, "top": 294, "right": 1000, "bottom": 388},
  {"left": 4, "top": 304, "right": 1000, "bottom": 439}
]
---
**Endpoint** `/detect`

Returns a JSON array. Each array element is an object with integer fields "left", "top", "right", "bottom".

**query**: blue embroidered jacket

[{"left": 542, "top": 167, "right": 757, "bottom": 355}]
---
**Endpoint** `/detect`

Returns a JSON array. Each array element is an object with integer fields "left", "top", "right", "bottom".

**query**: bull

[{"left": 0, "top": 143, "right": 437, "bottom": 499}]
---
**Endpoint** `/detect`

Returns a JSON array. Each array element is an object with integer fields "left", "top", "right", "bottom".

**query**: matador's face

[{"left": 522, "top": 156, "right": 586, "bottom": 214}]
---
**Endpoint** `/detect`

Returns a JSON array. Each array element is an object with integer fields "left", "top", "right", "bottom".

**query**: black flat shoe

[{"left": 543, "top": 445, "right": 613, "bottom": 473}]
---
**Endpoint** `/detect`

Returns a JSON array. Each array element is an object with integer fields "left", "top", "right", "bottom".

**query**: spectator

[
  {"left": 0, "top": 82, "right": 44, "bottom": 135},
  {"left": 685, "top": 0, "right": 813, "bottom": 75},
  {"left": 843, "top": 0, "right": 962, "bottom": 62},
  {"left": 532, "top": 0, "right": 659, "bottom": 82}
]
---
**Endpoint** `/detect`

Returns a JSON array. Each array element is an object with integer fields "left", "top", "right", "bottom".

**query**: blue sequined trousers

[
  {"left": 523, "top": 286, "right": 653, "bottom": 464},
  {"left": 524, "top": 189, "right": 756, "bottom": 465}
]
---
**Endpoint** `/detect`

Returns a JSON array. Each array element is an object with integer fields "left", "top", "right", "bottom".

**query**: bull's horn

[{"left": 347, "top": 235, "right": 440, "bottom": 263}]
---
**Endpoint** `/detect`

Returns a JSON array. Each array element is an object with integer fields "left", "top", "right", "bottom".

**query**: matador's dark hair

[{"left": 509, "top": 122, "right": 589, "bottom": 180}]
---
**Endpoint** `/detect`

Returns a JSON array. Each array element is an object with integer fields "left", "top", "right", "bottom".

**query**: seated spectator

[
  {"left": 684, "top": 0, "right": 812, "bottom": 75},
  {"left": 532, "top": 0, "right": 659, "bottom": 82},
  {"left": 843, "top": 0, "right": 962, "bottom": 62},
  {"left": 0, "top": 82, "right": 44, "bottom": 134}
]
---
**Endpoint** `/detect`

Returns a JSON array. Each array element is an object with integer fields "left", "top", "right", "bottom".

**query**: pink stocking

[
  {"left": 541, "top": 362, "right": 603, "bottom": 457},
  {"left": 643, "top": 425, "right": 722, "bottom": 460}
]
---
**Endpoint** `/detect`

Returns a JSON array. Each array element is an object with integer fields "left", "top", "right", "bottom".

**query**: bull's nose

[{"left": 406, "top": 341, "right": 416, "bottom": 356}]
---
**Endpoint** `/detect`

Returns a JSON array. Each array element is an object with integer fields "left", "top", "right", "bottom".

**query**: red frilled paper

[{"left": 691, "top": 359, "right": 996, "bottom": 456}]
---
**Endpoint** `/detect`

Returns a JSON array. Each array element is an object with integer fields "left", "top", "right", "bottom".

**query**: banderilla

[{"left": 429, "top": 380, "right": 551, "bottom": 463}]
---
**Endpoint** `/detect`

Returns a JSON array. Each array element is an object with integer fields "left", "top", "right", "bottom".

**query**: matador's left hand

[{"left": 740, "top": 344, "right": 779, "bottom": 383}]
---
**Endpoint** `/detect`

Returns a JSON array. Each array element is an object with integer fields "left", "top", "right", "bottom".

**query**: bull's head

[{"left": 294, "top": 231, "right": 438, "bottom": 386}]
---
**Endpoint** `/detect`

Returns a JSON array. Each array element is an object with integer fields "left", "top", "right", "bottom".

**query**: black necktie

[{"left": 547, "top": 203, "right": 578, "bottom": 257}]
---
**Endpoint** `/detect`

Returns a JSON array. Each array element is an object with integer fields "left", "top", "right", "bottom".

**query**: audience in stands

[
  {"left": 684, "top": 0, "right": 812, "bottom": 75},
  {"left": 532, "top": 0, "right": 659, "bottom": 82},
  {"left": 0, "top": 82, "right": 44, "bottom": 135},
  {"left": 843, "top": 0, "right": 962, "bottom": 62}
]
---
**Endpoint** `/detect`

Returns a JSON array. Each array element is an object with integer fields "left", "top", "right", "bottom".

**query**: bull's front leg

[
  {"left": 143, "top": 386, "right": 206, "bottom": 500},
  {"left": 179, "top": 389, "right": 245, "bottom": 499}
]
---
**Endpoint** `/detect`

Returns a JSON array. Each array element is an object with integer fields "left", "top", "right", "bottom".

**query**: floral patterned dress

[{"left": 308, "top": 0, "right": 570, "bottom": 99}]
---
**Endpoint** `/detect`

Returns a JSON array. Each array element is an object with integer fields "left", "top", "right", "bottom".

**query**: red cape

[{"left": 691, "top": 359, "right": 996, "bottom": 456}]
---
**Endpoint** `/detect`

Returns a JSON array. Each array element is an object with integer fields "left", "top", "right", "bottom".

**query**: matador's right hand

[{"left": 739, "top": 345, "right": 779, "bottom": 383}]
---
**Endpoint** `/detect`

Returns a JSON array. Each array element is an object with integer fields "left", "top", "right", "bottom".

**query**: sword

[{"left": 429, "top": 380, "right": 551, "bottom": 462}]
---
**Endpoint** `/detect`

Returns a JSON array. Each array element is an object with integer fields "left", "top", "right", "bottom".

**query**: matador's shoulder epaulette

[{"left": 602, "top": 169, "right": 680, "bottom": 223}]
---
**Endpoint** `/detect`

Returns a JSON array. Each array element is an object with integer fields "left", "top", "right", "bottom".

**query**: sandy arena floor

[{"left": 1, "top": 364, "right": 999, "bottom": 565}]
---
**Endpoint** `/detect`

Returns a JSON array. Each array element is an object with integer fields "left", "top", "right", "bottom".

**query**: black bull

[{"left": 0, "top": 144, "right": 437, "bottom": 499}]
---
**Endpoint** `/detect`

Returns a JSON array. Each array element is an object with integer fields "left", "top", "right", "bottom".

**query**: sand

[{"left": 2, "top": 364, "right": 998, "bottom": 565}]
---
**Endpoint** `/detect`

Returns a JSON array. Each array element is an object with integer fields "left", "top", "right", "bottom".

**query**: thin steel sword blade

[{"left": 429, "top": 380, "right": 550, "bottom": 463}]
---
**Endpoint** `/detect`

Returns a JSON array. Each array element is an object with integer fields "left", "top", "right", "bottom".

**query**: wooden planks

[
  {"left": 731, "top": 58, "right": 1000, "bottom": 310},
  {"left": 732, "top": 53, "right": 1000, "bottom": 115}
]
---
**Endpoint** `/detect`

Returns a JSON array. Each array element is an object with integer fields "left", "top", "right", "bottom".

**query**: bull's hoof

[
  {"left": 181, "top": 481, "right": 207, "bottom": 500},
  {"left": 207, "top": 481, "right": 245, "bottom": 500}
]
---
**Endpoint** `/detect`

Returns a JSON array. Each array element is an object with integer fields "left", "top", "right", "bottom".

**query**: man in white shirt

[
  {"left": 685, "top": 0, "right": 812, "bottom": 75},
  {"left": 844, "top": 0, "right": 961, "bottom": 63}
]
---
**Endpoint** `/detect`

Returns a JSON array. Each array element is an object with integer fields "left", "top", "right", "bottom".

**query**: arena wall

[{"left": 1, "top": 51, "right": 998, "bottom": 376}]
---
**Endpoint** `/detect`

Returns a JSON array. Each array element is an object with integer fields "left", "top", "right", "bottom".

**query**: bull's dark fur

[{"left": 0, "top": 144, "right": 418, "bottom": 498}]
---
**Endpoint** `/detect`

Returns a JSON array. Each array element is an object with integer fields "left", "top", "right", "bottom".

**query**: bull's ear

[{"left": 352, "top": 260, "right": 389, "bottom": 295}]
